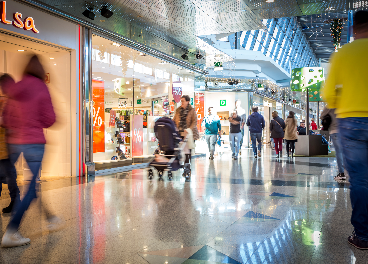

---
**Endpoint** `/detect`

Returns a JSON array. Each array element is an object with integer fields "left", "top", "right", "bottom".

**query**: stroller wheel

[
  {"left": 148, "top": 169, "right": 154, "bottom": 180},
  {"left": 158, "top": 170, "right": 164, "bottom": 178},
  {"left": 168, "top": 171, "right": 173, "bottom": 180}
]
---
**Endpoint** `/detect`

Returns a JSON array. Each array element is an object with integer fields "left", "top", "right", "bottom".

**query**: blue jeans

[
  {"left": 339, "top": 118, "right": 368, "bottom": 241},
  {"left": 7, "top": 144, "right": 45, "bottom": 230},
  {"left": 250, "top": 133, "right": 262, "bottom": 155},
  {"left": 330, "top": 133, "right": 344, "bottom": 174},
  {"left": 0, "top": 158, "right": 20, "bottom": 202},
  {"left": 205, "top": 134, "right": 217, "bottom": 155},
  {"left": 230, "top": 132, "right": 242, "bottom": 157}
]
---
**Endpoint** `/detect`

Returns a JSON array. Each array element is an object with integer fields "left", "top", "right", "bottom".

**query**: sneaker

[
  {"left": 258, "top": 150, "right": 261, "bottom": 157},
  {"left": 2, "top": 199, "right": 19, "bottom": 214},
  {"left": 47, "top": 216, "right": 63, "bottom": 231},
  {"left": 334, "top": 173, "right": 346, "bottom": 181},
  {"left": 348, "top": 232, "right": 368, "bottom": 250},
  {"left": 234, "top": 156, "right": 238, "bottom": 160},
  {"left": 1, "top": 230, "right": 30, "bottom": 248},
  {"left": 254, "top": 155, "right": 257, "bottom": 159}
]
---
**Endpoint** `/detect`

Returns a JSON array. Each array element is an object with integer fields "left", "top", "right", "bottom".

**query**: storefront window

[{"left": 92, "top": 35, "right": 195, "bottom": 163}]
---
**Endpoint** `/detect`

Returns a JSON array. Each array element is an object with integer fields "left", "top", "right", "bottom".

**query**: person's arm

[
  {"left": 321, "top": 53, "right": 340, "bottom": 108},
  {"left": 229, "top": 117, "right": 240, "bottom": 125},
  {"left": 261, "top": 116, "right": 265, "bottom": 129},
  {"left": 39, "top": 85, "right": 56, "bottom": 128},
  {"left": 246, "top": 116, "right": 250, "bottom": 127},
  {"left": 217, "top": 120, "right": 221, "bottom": 135},
  {"left": 270, "top": 120, "right": 273, "bottom": 131}
]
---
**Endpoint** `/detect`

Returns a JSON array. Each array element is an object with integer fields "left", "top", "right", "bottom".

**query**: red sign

[
  {"left": 172, "top": 82, "right": 182, "bottom": 103},
  {"left": 0, "top": 1, "right": 39, "bottom": 33},
  {"left": 92, "top": 80, "right": 105, "bottom": 153},
  {"left": 195, "top": 92, "right": 204, "bottom": 132},
  {"left": 132, "top": 115, "right": 143, "bottom": 157},
  {"left": 109, "top": 110, "right": 116, "bottom": 127}
]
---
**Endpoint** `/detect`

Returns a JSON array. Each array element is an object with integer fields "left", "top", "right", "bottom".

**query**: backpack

[{"left": 321, "top": 114, "right": 331, "bottom": 131}]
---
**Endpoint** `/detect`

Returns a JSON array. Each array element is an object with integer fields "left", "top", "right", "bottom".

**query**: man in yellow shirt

[{"left": 322, "top": 10, "right": 368, "bottom": 250}]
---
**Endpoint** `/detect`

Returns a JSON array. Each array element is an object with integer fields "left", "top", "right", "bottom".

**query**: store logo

[
  {"left": 0, "top": 1, "right": 39, "bottom": 33},
  {"left": 220, "top": 100, "right": 226, "bottom": 106}
]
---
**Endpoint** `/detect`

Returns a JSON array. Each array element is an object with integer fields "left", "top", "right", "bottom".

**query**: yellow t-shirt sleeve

[{"left": 321, "top": 53, "right": 339, "bottom": 109}]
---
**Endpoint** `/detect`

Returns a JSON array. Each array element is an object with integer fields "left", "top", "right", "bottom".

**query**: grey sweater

[{"left": 320, "top": 107, "right": 338, "bottom": 134}]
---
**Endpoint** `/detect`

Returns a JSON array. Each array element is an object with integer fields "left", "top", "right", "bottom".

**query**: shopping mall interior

[{"left": 0, "top": 0, "right": 367, "bottom": 263}]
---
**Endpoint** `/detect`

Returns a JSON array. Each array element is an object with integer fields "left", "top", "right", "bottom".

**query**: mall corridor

[{"left": 0, "top": 148, "right": 364, "bottom": 264}]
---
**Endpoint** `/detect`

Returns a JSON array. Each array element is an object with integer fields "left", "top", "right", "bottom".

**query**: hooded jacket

[
  {"left": 246, "top": 112, "right": 265, "bottom": 133},
  {"left": 2, "top": 75, "right": 56, "bottom": 145}
]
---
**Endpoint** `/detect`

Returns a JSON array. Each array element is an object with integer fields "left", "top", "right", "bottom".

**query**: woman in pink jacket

[{"left": 1, "top": 55, "right": 58, "bottom": 248}]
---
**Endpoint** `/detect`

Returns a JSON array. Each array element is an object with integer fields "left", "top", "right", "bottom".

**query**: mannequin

[{"left": 235, "top": 100, "right": 246, "bottom": 152}]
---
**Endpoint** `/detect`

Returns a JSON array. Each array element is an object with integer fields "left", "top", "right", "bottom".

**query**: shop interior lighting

[
  {"left": 100, "top": 6, "right": 113, "bottom": 19},
  {"left": 17, "top": 50, "right": 25, "bottom": 52},
  {"left": 83, "top": 8, "right": 95, "bottom": 20},
  {"left": 50, "top": 58, "right": 54, "bottom": 59}
]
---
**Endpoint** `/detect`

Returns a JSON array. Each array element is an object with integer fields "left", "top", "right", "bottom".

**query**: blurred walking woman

[
  {"left": 1, "top": 55, "right": 57, "bottom": 248},
  {"left": 284, "top": 111, "right": 298, "bottom": 158},
  {"left": 173, "top": 95, "right": 199, "bottom": 165}
]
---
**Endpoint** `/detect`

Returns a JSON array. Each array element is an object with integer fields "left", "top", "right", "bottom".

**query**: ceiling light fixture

[
  {"left": 83, "top": 8, "right": 95, "bottom": 20},
  {"left": 17, "top": 50, "right": 25, "bottom": 52},
  {"left": 101, "top": 6, "right": 113, "bottom": 18},
  {"left": 181, "top": 53, "right": 188, "bottom": 60}
]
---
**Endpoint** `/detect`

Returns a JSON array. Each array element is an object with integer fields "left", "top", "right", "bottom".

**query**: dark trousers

[
  {"left": 0, "top": 158, "right": 20, "bottom": 202},
  {"left": 285, "top": 140, "right": 295, "bottom": 155},
  {"left": 339, "top": 117, "right": 368, "bottom": 241},
  {"left": 273, "top": 138, "right": 283, "bottom": 154}
]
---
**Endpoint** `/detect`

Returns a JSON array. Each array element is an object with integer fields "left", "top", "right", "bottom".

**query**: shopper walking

[
  {"left": 321, "top": 10, "right": 368, "bottom": 250},
  {"left": 284, "top": 111, "right": 298, "bottom": 158},
  {"left": 1, "top": 55, "right": 59, "bottom": 248},
  {"left": 0, "top": 74, "right": 20, "bottom": 214},
  {"left": 201, "top": 107, "right": 221, "bottom": 160},
  {"left": 270, "top": 111, "right": 285, "bottom": 158},
  {"left": 229, "top": 111, "right": 242, "bottom": 160},
  {"left": 247, "top": 107, "right": 265, "bottom": 159},
  {"left": 320, "top": 106, "right": 345, "bottom": 181},
  {"left": 173, "top": 95, "right": 199, "bottom": 166}
]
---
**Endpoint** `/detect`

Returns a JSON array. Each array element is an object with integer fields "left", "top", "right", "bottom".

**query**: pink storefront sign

[{"left": 132, "top": 115, "right": 143, "bottom": 157}]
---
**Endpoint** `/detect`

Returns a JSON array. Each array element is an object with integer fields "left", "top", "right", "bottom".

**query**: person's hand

[{"left": 218, "top": 131, "right": 222, "bottom": 136}]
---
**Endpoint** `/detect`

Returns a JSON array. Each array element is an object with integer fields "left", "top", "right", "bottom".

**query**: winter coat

[
  {"left": 246, "top": 112, "right": 265, "bottom": 133},
  {"left": 270, "top": 116, "right": 285, "bottom": 139},
  {"left": 173, "top": 105, "right": 199, "bottom": 140},
  {"left": 311, "top": 121, "right": 318, "bottom": 130},
  {"left": 2, "top": 75, "right": 56, "bottom": 145},
  {"left": 284, "top": 117, "right": 298, "bottom": 141},
  {"left": 0, "top": 96, "right": 7, "bottom": 160}
]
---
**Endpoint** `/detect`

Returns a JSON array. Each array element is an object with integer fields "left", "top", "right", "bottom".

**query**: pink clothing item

[{"left": 2, "top": 75, "right": 56, "bottom": 145}]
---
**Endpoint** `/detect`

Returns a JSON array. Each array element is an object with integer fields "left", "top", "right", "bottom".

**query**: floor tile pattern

[{"left": 0, "top": 147, "right": 363, "bottom": 263}]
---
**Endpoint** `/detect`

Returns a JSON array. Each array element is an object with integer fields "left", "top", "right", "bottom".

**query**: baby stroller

[{"left": 147, "top": 117, "right": 189, "bottom": 180}]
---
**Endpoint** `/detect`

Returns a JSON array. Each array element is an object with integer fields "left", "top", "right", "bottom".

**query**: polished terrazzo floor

[{"left": 0, "top": 147, "right": 365, "bottom": 264}]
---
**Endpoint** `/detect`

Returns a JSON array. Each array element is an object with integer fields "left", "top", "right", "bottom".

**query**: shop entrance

[{"left": 0, "top": 30, "right": 73, "bottom": 178}]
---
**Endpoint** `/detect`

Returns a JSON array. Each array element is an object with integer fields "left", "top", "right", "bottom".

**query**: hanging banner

[
  {"left": 132, "top": 115, "right": 143, "bottom": 157},
  {"left": 92, "top": 80, "right": 105, "bottom": 153},
  {"left": 109, "top": 110, "right": 116, "bottom": 127},
  {"left": 195, "top": 92, "right": 205, "bottom": 132},
  {"left": 172, "top": 82, "right": 182, "bottom": 103}
]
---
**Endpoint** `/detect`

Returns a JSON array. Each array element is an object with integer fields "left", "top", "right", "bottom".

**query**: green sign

[
  {"left": 220, "top": 100, "right": 226, "bottom": 106},
  {"left": 137, "top": 99, "right": 141, "bottom": 104},
  {"left": 258, "top": 83, "right": 264, "bottom": 88},
  {"left": 190, "top": 97, "right": 194, "bottom": 106},
  {"left": 214, "top": 62, "right": 222, "bottom": 67}
]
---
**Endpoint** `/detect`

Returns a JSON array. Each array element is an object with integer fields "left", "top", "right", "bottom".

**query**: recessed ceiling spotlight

[
  {"left": 101, "top": 6, "right": 113, "bottom": 18},
  {"left": 50, "top": 57, "right": 54, "bottom": 59},
  {"left": 83, "top": 8, "right": 95, "bottom": 20},
  {"left": 18, "top": 50, "right": 25, "bottom": 52}
]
